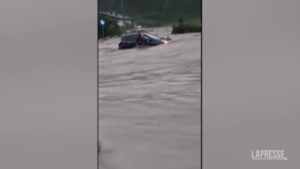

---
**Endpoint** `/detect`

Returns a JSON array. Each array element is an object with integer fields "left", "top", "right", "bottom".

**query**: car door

[
  {"left": 143, "top": 35, "right": 158, "bottom": 46},
  {"left": 121, "top": 35, "right": 137, "bottom": 48},
  {"left": 128, "top": 35, "right": 138, "bottom": 47}
]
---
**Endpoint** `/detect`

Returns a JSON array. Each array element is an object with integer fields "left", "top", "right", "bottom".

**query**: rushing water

[{"left": 98, "top": 27, "right": 201, "bottom": 169}]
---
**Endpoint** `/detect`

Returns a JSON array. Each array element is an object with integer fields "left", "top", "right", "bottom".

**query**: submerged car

[{"left": 118, "top": 33, "right": 170, "bottom": 49}]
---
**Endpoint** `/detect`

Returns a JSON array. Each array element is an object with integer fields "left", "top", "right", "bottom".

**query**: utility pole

[
  {"left": 121, "top": 0, "right": 125, "bottom": 34},
  {"left": 102, "top": 25, "right": 104, "bottom": 39},
  {"left": 100, "top": 19, "right": 105, "bottom": 39}
]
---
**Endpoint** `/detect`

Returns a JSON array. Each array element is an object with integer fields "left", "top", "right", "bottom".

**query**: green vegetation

[
  {"left": 124, "top": 22, "right": 133, "bottom": 30},
  {"left": 172, "top": 17, "right": 201, "bottom": 34},
  {"left": 134, "top": 19, "right": 162, "bottom": 28},
  {"left": 98, "top": 0, "right": 201, "bottom": 27},
  {"left": 98, "top": 14, "right": 122, "bottom": 39}
]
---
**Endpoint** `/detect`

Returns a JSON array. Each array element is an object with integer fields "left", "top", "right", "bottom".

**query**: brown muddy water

[{"left": 98, "top": 27, "right": 201, "bottom": 169}]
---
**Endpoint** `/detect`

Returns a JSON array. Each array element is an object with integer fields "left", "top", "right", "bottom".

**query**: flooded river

[{"left": 98, "top": 27, "right": 201, "bottom": 169}]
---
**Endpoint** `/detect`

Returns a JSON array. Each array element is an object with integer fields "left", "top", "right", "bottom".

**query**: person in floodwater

[{"left": 136, "top": 31, "right": 144, "bottom": 46}]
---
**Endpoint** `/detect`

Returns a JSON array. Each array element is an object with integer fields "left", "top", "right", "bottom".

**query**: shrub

[
  {"left": 172, "top": 24, "right": 201, "bottom": 34},
  {"left": 172, "top": 24, "right": 185, "bottom": 34},
  {"left": 172, "top": 17, "right": 201, "bottom": 34},
  {"left": 184, "top": 23, "right": 201, "bottom": 32}
]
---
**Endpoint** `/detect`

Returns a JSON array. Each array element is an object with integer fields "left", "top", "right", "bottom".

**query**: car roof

[{"left": 122, "top": 33, "right": 138, "bottom": 37}]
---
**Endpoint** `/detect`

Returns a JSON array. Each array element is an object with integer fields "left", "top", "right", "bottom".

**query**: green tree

[
  {"left": 98, "top": 0, "right": 201, "bottom": 25},
  {"left": 178, "top": 17, "right": 184, "bottom": 27},
  {"left": 98, "top": 14, "right": 121, "bottom": 39}
]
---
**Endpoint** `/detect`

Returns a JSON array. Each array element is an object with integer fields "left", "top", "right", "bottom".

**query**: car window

[
  {"left": 143, "top": 36, "right": 150, "bottom": 40},
  {"left": 144, "top": 33, "right": 161, "bottom": 41},
  {"left": 122, "top": 34, "right": 138, "bottom": 41}
]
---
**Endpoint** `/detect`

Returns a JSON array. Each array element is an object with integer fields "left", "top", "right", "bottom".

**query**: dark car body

[{"left": 118, "top": 33, "right": 168, "bottom": 49}]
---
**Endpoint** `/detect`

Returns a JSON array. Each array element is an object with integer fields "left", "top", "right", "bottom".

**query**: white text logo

[{"left": 251, "top": 150, "right": 287, "bottom": 161}]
